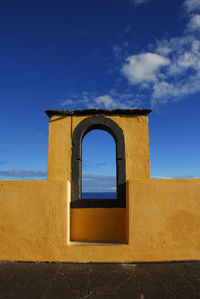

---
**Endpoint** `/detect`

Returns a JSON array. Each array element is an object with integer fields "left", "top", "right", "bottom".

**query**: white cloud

[
  {"left": 82, "top": 173, "right": 116, "bottom": 192},
  {"left": 57, "top": 1, "right": 200, "bottom": 110},
  {"left": 60, "top": 99, "right": 73, "bottom": 106},
  {"left": 187, "top": 14, "right": 200, "bottom": 31},
  {"left": 94, "top": 95, "right": 117, "bottom": 109},
  {"left": 0, "top": 169, "right": 47, "bottom": 178},
  {"left": 151, "top": 176, "right": 172, "bottom": 179},
  {"left": 120, "top": 28, "right": 200, "bottom": 107},
  {"left": 150, "top": 35, "right": 200, "bottom": 105},
  {"left": 152, "top": 81, "right": 190, "bottom": 103},
  {"left": 114, "top": 0, "right": 200, "bottom": 107},
  {"left": 130, "top": 0, "right": 150, "bottom": 6},
  {"left": 113, "top": 45, "right": 122, "bottom": 60},
  {"left": 178, "top": 51, "right": 199, "bottom": 68},
  {"left": 123, "top": 25, "right": 132, "bottom": 34},
  {"left": 155, "top": 42, "right": 172, "bottom": 56},
  {"left": 183, "top": 0, "right": 200, "bottom": 12},
  {"left": 122, "top": 52, "right": 170, "bottom": 85},
  {"left": 59, "top": 93, "right": 91, "bottom": 108},
  {"left": 59, "top": 90, "right": 143, "bottom": 110},
  {"left": 152, "top": 175, "right": 194, "bottom": 179},
  {"left": 152, "top": 71, "right": 200, "bottom": 106}
]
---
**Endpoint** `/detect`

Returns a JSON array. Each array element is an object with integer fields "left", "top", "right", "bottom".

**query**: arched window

[
  {"left": 71, "top": 116, "right": 126, "bottom": 208},
  {"left": 82, "top": 129, "right": 116, "bottom": 199}
]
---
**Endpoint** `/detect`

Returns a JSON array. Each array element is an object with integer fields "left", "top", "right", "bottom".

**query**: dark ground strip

[{"left": 0, "top": 261, "right": 200, "bottom": 298}]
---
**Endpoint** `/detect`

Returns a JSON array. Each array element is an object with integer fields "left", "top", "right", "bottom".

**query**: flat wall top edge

[{"left": 45, "top": 109, "right": 152, "bottom": 118}]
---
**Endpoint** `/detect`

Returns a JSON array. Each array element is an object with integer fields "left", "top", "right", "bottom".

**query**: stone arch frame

[{"left": 71, "top": 116, "right": 126, "bottom": 208}]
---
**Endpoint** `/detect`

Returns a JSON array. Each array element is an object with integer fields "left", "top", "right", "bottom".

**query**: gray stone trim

[
  {"left": 71, "top": 116, "right": 126, "bottom": 208},
  {"left": 46, "top": 108, "right": 151, "bottom": 118}
]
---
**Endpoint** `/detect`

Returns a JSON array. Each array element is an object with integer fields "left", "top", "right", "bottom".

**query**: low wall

[
  {"left": 127, "top": 179, "right": 200, "bottom": 261},
  {"left": 0, "top": 179, "right": 200, "bottom": 262},
  {"left": 0, "top": 180, "right": 68, "bottom": 261}
]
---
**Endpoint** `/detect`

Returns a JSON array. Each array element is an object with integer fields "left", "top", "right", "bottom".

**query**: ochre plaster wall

[
  {"left": 1, "top": 113, "right": 199, "bottom": 262},
  {"left": 47, "top": 116, "right": 72, "bottom": 181},
  {"left": 70, "top": 208, "right": 126, "bottom": 242},
  {"left": 47, "top": 114, "right": 150, "bottom": 243},
  {"left": 0, "top": 180, "right": 68, "bottom": 261},
  {"left": 128, "top": 179, "right": 200, "bottom": 260},
  {"left": 47, "top": 114, "right": 150, "bottom": 242},
  {"left": 47, "top": 114, "right": 150, "bottom": 182},
  {"left": 0, "top": 179, "right": 200, "bottom": 262}
]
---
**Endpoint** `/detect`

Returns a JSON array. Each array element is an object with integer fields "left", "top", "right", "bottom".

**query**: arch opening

[
  {"left": 71, "top": 116, "right": 126, "bottom": 208},
  {"left": 81, "top": 129, "right": 116, "bottom": 200}
]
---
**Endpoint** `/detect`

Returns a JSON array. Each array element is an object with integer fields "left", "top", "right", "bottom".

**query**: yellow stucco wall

[
  {"left": 0, "top": 180, "right": 68, "bottom": 261},
  {"left": 70, "top": 208, "right": 126, "bottom": 242},
  {"left": 0, "top": 113, "right": 199, "bottom": 262},
  {"left": 0, "top": 179, "right": 200, "bottom": 262},
  {"left": 47, "top": 116, "right": 72, "bottom": 181},
  {"left": 47, "top": 114, "right": 150, "bottom": 182},
  {"left": 47, "top": 114, "right": 150, "bottom": 243},
  {"left": 128, "top": 179, "right": 200, "bottom": 261}
]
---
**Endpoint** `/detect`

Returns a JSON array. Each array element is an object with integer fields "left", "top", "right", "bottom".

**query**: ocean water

[{"left": 82, "top": 192, "right": 116, "bottom": 199}]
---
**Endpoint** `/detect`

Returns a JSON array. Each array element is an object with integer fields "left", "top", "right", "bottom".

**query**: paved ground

[{"left": 0, "top": 261, "right": 200, "bottom": 298}]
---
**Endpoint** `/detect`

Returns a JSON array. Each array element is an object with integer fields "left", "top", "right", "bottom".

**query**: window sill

[
  {"left": 69, "top": 240, "right": 128, "bottom": 246},
  {"left": 70, "top": 199, "right": 126, "bottom": 208}
]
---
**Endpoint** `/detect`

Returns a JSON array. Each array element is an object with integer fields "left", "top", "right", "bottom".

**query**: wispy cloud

[
  {"left": 113, "top": 45, "right": 123, "bottom": 60},
  {"left": 123, "top": 25, "right": 132, "bottom": 34},
  {"left": 0, "top": 160, "right": 7, "bottom": 166},
  {"left": 122, "top": 36, "right": 200, "bottom": 106},
  {"left": 151, "top": 176, "right": 172, "bottom": 179},
  {"left": 82, "top": 173, "right": 116, "bottom": 192},
  {"left": 59, "top": 0, "right": 200, "bottom": 110},
  {"left": 151, "top": 35, "right": 200, "bottom": 106},
  {"left": 60, "top": 91, "right": 91, "bottom": 108},
  {"left": 94, "top": 95, "right": 117, "bottom": 109},
  {"left": 122, "top": 52, "right": 170, "bottom": 85},
  {"left": 120, "top": 0, "right": 200, "bottom": 107},
  {"left": 59, "top": 90, "right": 143, "bottom": 110},
  {"left": 0, "top": 169, "right": 47, "bottom": 178},
  {"left": 183, "top": 0, "right": 200, "bottom": 13},
  {"left": 129, "top": 0, "right": 151, "bottom": 6},
  {"left": 152, "top": 175, "right": 194, "bottom": 179},
  {"left": 82, "top": 160, "right": 108, "bottom": 171},
  {"left": 187, "top": 14, "right": 200, "bottom": 31}
]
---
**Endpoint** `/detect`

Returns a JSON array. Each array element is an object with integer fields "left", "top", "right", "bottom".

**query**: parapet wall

[
  {"left": 127, "top": 179, "right": 200, "bottom": 261},
  {"left": 0, "top": 180, "right": 68, "bottom": 261},
  {"left": 0, "top": 179, "right": 200, "bottom": 262}
]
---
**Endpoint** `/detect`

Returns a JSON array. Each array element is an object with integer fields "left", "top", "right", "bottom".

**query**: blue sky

[{"left": 0, "top": 0, "right": 200, "bottom": 192}]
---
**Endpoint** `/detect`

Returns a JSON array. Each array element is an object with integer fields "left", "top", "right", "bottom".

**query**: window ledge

[
  {"left": 70, "top": 199, "right": 126, "bottom": 208},
  {"left": 69, "top": 240, "right": 128, "bottom": 246}
]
